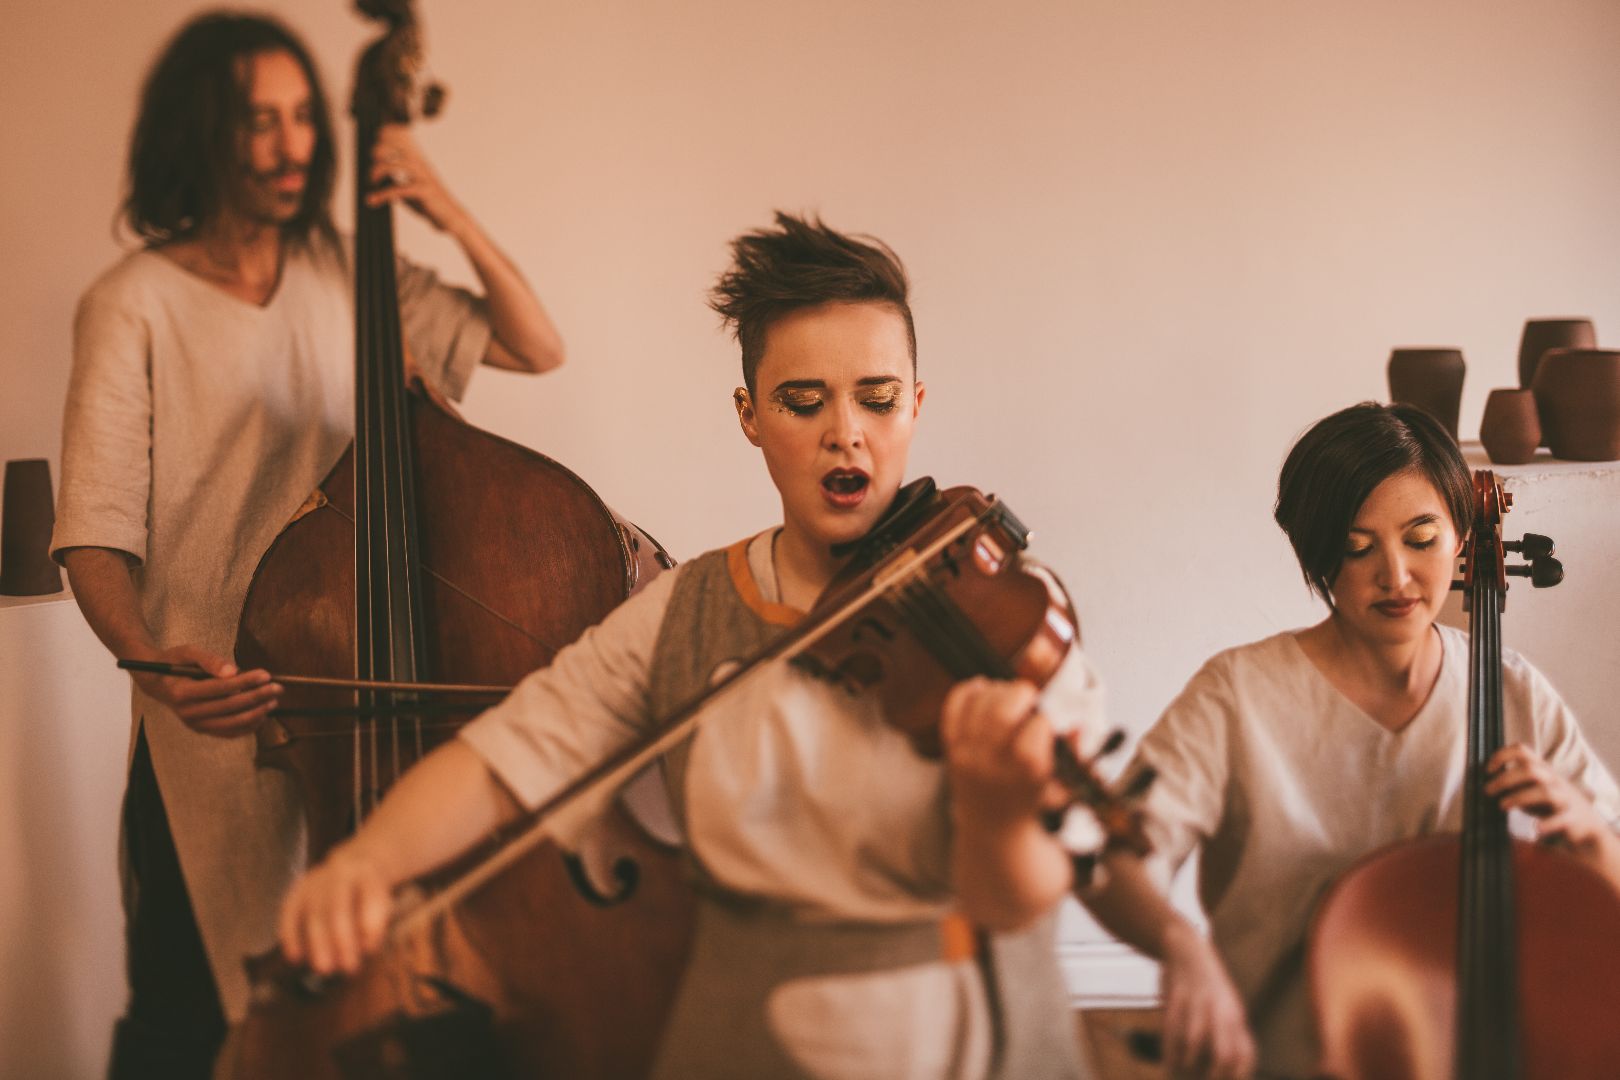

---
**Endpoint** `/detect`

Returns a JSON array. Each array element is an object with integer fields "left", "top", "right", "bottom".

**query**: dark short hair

[
  {"left": 1275, "top": 401, "right": 1473, "bottom": 603},
  {"left": 124, "top": 11, "right": 337, "bottom": 243},
  {"left": 709, "top": 212, "right": 917, "bottom": 391}
]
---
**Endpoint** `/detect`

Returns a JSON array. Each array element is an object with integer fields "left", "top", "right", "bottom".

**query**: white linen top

[
  {"left": 1132, "top": 625, "right": 1620, "bottom": 1078},
  {"left": 50, "top": 233, "right": 490, "bottom": 1017}
]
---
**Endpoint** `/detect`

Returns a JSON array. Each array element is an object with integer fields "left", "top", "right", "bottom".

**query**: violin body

[
  {"left": 1311, "top": 835, "right": 1620, "bottom": 1080},
  {"left": 801, "top": 485, "right": 1076, "bottom": 757}
]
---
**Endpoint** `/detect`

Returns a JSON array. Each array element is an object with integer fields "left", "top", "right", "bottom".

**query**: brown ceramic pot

[
  {"left": 1517, "top": 317, "right": 1595, "bottom": 389},
  {"left": 0, "top": 458, "right": 64, "bottom": 596},
  {"left": 1478, "top": 388, "right": 1540, "bottom": 466},
  {"left": 1387, "top": 348, "right": 1465, "bottom": 440},
  {"left": 1531, "top": 348, "right": 1620, "bottom": 461}
]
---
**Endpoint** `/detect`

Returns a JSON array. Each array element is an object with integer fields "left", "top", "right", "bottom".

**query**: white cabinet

[{"left": 0, "top": 592, "right": 129, "bottom": 1079}]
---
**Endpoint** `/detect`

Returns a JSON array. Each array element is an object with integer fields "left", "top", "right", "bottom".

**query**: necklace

[{"left": 771, "top": 531, "right": 784, "bottom": 608}]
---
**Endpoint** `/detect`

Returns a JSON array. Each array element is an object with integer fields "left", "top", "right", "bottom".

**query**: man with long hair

[{"left": 50, "top": 12, "right": 564, "bottom": 1076}]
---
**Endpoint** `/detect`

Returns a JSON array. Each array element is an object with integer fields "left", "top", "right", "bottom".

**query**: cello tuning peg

[
  {"left": 1531, "top": 555, "right": 1564, "bottom": 589},
  {"left": 1505, "top": 533, "right": 1555, "bottom": 559}
]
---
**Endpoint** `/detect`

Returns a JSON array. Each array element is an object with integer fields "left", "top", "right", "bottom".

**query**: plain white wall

[
  {"left": 5, "top": 0, "right": 1620, "bottom": 819},
  {"left": 4, "top": 1, "right": 1620, "bottom": 1064}
]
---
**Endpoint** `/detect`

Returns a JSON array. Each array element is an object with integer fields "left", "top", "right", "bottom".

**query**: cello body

[{"left": 1311, "top": 836, "right": 1620, "bottom": 1080}]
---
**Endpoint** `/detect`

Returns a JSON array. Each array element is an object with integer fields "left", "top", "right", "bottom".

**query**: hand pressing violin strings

[{"left": 942, "top": 677, "right": 1080, "bottom": 932}]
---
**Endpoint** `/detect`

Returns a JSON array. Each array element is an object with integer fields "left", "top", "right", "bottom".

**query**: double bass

[
  {"left": 1309, "top": 471, "right": 1620, "bottom": 1079},
  {"left": 228, "top": 2, "right": 694, "bottom": 1075}
]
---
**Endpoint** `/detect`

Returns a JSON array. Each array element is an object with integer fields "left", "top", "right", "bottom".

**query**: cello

[
  {"left": 1309, "top": 471, "right": 1620, "bottom": 1079},
  {"left": 228, "top": 1, "right": 694, "bottom": 1074},
  {"left": 225, "top": 482, "right": 1154, "bottom": 1078}
]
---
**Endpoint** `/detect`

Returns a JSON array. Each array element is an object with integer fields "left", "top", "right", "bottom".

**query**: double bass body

[{"left": 234, "top": 390, "right": 696, "bottom": 1080}]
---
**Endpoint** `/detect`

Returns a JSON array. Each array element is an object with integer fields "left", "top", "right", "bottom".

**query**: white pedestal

[
  {"left": 0, "top": 592, "right": 130, "bottom": 1079},
  {"left": 1442, "top": 445, "right": 1620, "bottom": 771}
]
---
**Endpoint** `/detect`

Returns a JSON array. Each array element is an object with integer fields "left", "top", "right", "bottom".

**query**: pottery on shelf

[
  {"left": 1478, "top": 388, "right": 1540, "bottom": 466},
  {"left": 1387, "top": 348, "right": 1465, "bottom": 441},
  {"left": 1530, "top": 348, "right": 1620, "bottom": 461},
  {"left": 0, "top": 458, "right": 64, "bottom": 596},
  {"left": 1517, "top": 317, "right": 1595, "bottom": 389}
]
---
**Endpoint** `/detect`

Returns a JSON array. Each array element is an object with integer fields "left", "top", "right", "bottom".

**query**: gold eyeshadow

[
  {"left": 769, "top": 388, "right": 823, "bottom": 414},
  {"left": 857, "top": 385, "right": 902, "bottom": 411},
  {"left": 1407, "top": 522, "right": 1441, "bottom": 545}
]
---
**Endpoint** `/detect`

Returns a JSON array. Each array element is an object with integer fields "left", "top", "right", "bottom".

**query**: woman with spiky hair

[{"left": 276, "top": 213, "right": 1106, "bottom": 1078}]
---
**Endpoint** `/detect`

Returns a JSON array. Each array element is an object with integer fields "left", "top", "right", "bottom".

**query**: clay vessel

[
  {"left": 1517, "top": 317, "right": 1595, "bottom": 389},
  {"left": 1478, "top": 388, "right": 1540, "bottom": 466},
  {"left": 0, "top": 459, "right": 64, "bottom": 596},
  {"left": 1387, "top": 348, "right": 1465, "bottom": 440},
  {"left": 1531, "top": 348, "right": 1620, "bottom": 461}
]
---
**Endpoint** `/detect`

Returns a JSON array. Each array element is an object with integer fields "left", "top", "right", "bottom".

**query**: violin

[
  {"left": 227, "top": 480, "right": 1152, "bottom": 1078},
  {"left": 1309, "top": 470, "right": 1620, "bottom": 1079}
]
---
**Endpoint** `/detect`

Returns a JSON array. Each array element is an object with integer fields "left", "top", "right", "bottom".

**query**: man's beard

[{"left": 237, "top": 164, "right": 310, "bottom": 226}]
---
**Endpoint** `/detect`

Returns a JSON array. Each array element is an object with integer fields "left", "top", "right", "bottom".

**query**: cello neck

[{"left": 1456, "top": 470, "right": 1520, "bottom": 1080}]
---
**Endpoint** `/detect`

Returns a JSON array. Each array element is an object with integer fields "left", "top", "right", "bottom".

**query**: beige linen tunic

[
  {"left": 462, "top": 531, "right": 1107, "bottom": 1077},
  {"left": 1132, "top": 626, "right": 1620, "bottom": 1078},
  {"left": 50, "top": 234, "right": 489, "bottom": 1018}
]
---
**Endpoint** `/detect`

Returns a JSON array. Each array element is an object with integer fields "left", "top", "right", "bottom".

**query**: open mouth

[{"left": 821, "top": 468, "right": 870, "bottom": 508}]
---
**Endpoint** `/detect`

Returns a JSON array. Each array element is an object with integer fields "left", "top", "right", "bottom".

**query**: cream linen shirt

[
  {"left": 462, "top": 530, "right": 1109, "bottom": 922},
  {"left": 50, "top": 234, "right": 489, "bottom": 1017},
  {"left": 1133, "top": 625, "right": 1620, "bottom": 1078}
]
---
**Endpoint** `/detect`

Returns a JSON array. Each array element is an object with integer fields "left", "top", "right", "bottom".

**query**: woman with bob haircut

[{"left": 1078, "top": 401, "right": 1620, "bottom": 1079}]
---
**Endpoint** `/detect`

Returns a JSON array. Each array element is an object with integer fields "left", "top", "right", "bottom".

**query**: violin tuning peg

[
  {"left": 1069, "top": 852, "right": 1101, "bottom": 889},
  {"left": 1122, "top": 765, "right": 1157, "bottom": 800},
  {"left": 1099, "top": 728, "right": 1126, "bottom": 757}
]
